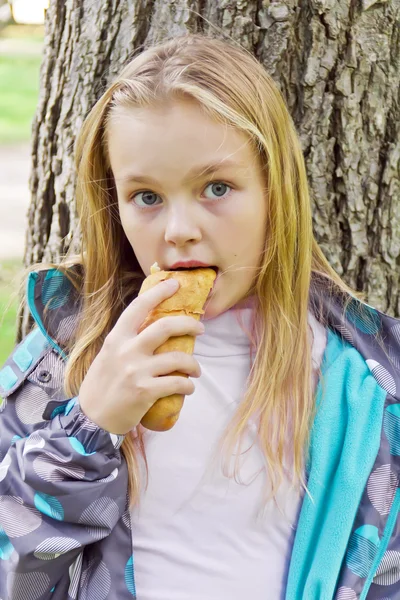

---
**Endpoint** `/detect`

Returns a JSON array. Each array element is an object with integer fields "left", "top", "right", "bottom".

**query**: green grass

[
  {"left": 0, "top": 23, "right": 44, "bottom": 143},
  {"left": 0, "top": 53, "right": 42, "bottom": 143},
  {"left": 0, "top": 25, "right": 44, "bottom": 383},
  {"left": 0, "top": 258, "right": 25, "bottom": 367}
]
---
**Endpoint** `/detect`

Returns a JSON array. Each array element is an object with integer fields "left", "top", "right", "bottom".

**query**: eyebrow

[{"left": 118, "top": 159, "right": 245, "bottom": 186}]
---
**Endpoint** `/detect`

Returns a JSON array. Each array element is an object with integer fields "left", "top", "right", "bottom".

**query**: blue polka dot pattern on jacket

[
  {"left": 34, "top": 492, "right": 64, "bottom": 521},
  {"left": 68, "top": 436, "right": 96, "bottom": 456},
  {"left": 383, "top": 404, "right": 400, "bottom": 456},
  {"left": 0, "top": 526, "right": 14, "bottom": 560},
  {"left": 345, "top": 525, "right": 380, "bottom": 578},
  {"left": 125, "top": 556, "right": 136, "bottom": 596}
]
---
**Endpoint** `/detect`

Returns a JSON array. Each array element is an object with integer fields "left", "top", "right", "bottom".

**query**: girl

[{"left": 0, "top": 33, "right": 399, "bottom": 600}]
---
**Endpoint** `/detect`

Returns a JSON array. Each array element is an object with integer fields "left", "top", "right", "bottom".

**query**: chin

[
  {"left": 202, "top": 290, "right": 235, "bottom": 321},
  {"left": 202, "top": 304, "right": 219, "bottom": 321},
  {"left": 202, "top": 292, "right": 223, "bottom": 321},
  {"left": 204, "top": 283, "right": 255, "bottom": 320}
]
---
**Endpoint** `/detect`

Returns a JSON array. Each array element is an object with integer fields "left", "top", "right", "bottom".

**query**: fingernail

[
  {"left": 198, "top": 323, "right": 205, "bottom": 333},
  {"left": 165, "top": 278, "right": 179, "bottom": 288}
]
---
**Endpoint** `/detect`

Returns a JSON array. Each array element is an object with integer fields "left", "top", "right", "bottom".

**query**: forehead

[{"left": 106, "top": 98, "right": 262, "bottom": 179}]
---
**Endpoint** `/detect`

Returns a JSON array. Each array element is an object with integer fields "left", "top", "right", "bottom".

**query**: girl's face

[{"left": 108, "top": 97, "right": 268, "bottom": 319}]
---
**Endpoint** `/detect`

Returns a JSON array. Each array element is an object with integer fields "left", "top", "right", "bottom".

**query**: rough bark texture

[{"left": 19, "top": 0, "right": 400, "bottom": 339}]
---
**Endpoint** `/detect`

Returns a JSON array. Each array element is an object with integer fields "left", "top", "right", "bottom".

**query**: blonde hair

[{"left": 16, "top": 33, "right": 366, "bottom": 508}]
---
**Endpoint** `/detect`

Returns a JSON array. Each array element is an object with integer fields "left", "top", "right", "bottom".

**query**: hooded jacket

[{"left": 0, "top": 265, "right": 399, "bottom": 600}]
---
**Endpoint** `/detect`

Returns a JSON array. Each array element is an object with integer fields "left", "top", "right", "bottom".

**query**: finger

[
  {"left": 146, "top": 375, "right": 196, "bottom": 401},
  {"left": 136, "top": 315, "right": 204, "bottom": 354},
  {"left": 149, "top": 352, "right": 201, "bottom": 378},
  {"left": 115, "top": 279, "right": 180, "bottom": 336}
]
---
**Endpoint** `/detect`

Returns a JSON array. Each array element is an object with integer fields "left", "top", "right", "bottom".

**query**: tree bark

[{"left": 19, "top": 0, "right": 400, "bottom": 340}]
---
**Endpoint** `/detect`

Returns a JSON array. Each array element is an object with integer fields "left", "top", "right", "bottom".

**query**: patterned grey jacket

[{"left": 0, "top": 265, "right": 400, "bottom": 600}]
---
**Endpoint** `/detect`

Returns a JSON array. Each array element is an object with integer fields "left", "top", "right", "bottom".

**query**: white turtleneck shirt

[{"left": 130, "top": 303, "right": 327, "bottom": 600}]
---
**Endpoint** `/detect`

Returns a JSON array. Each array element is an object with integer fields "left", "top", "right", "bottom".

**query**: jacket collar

[{"left": 27, "top": 264, "right": 84, "bottom": 360}]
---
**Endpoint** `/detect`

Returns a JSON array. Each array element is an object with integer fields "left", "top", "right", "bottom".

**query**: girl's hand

[{"left": 78, "top": 279, "right": 204, "bottom": 435}]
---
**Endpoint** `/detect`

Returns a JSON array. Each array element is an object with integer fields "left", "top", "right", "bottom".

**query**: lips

[{"left": 173, "top": 266, "right": 219, "bottom": 274}]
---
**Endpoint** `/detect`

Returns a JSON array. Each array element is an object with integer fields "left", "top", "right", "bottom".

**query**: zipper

[
  {"left": 360, "top": 487, "right": 400, "bottom": 598},
  {"left": 27, "top": 272, "right": 68, "bottom": 362}
]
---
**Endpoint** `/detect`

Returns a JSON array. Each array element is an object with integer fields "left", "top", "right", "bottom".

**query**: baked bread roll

[{"left": 138, "top": 263, "right": 217, "bottom": 431}]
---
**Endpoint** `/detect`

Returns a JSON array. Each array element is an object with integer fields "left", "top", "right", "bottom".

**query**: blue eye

[
  {"left": 132, "top": 191, "right": 162, "bottom": 207},
  {"left": 203, "top": 182, "right": 231, "bottom": 199}
]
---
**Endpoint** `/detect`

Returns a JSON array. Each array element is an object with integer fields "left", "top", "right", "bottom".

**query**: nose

[{"left": 164, "top": 204, "right": 202, "bottom": 247}]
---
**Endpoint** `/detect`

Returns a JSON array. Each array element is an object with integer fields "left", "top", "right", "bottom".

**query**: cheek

[
  {"left": 244, "top": 203, "right": 267, "bottom": 253},
  {"left": 119, "top": 214, "right": 147, "bottom": 261},
  {"left": 223, "top": 193, "right": 266, "bottom": 235},
  {"left": 224, "top": 209, "right": 266, "bottom": 265},
  {"left": 119, "top": 206, "right": 145, "bottom": 244}
]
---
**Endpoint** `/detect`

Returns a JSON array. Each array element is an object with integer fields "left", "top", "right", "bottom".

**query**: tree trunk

[{"left": 19, "top": 0, "right": 400, "bottom": 340}]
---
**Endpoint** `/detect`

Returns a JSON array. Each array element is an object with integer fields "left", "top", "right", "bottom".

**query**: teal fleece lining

[{"left": 286, "top": 328, "right": 388, "bottom": 600}]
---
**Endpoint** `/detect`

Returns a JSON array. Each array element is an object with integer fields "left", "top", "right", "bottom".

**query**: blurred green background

[
  {"left": 0, "top": 21, "right": 43, "bottom": 365},
  {"left": 0, "top": 258, "right": 22, "bottom": 365}
]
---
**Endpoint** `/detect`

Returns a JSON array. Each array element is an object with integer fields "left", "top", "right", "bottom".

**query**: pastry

[{"left": 138, "top": 262, "right": 216, "bottom": 431}]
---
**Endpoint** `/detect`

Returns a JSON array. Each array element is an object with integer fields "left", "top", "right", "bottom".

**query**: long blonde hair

[{"left": 16, "top": 33, "right": 365, "bottom": 507}]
